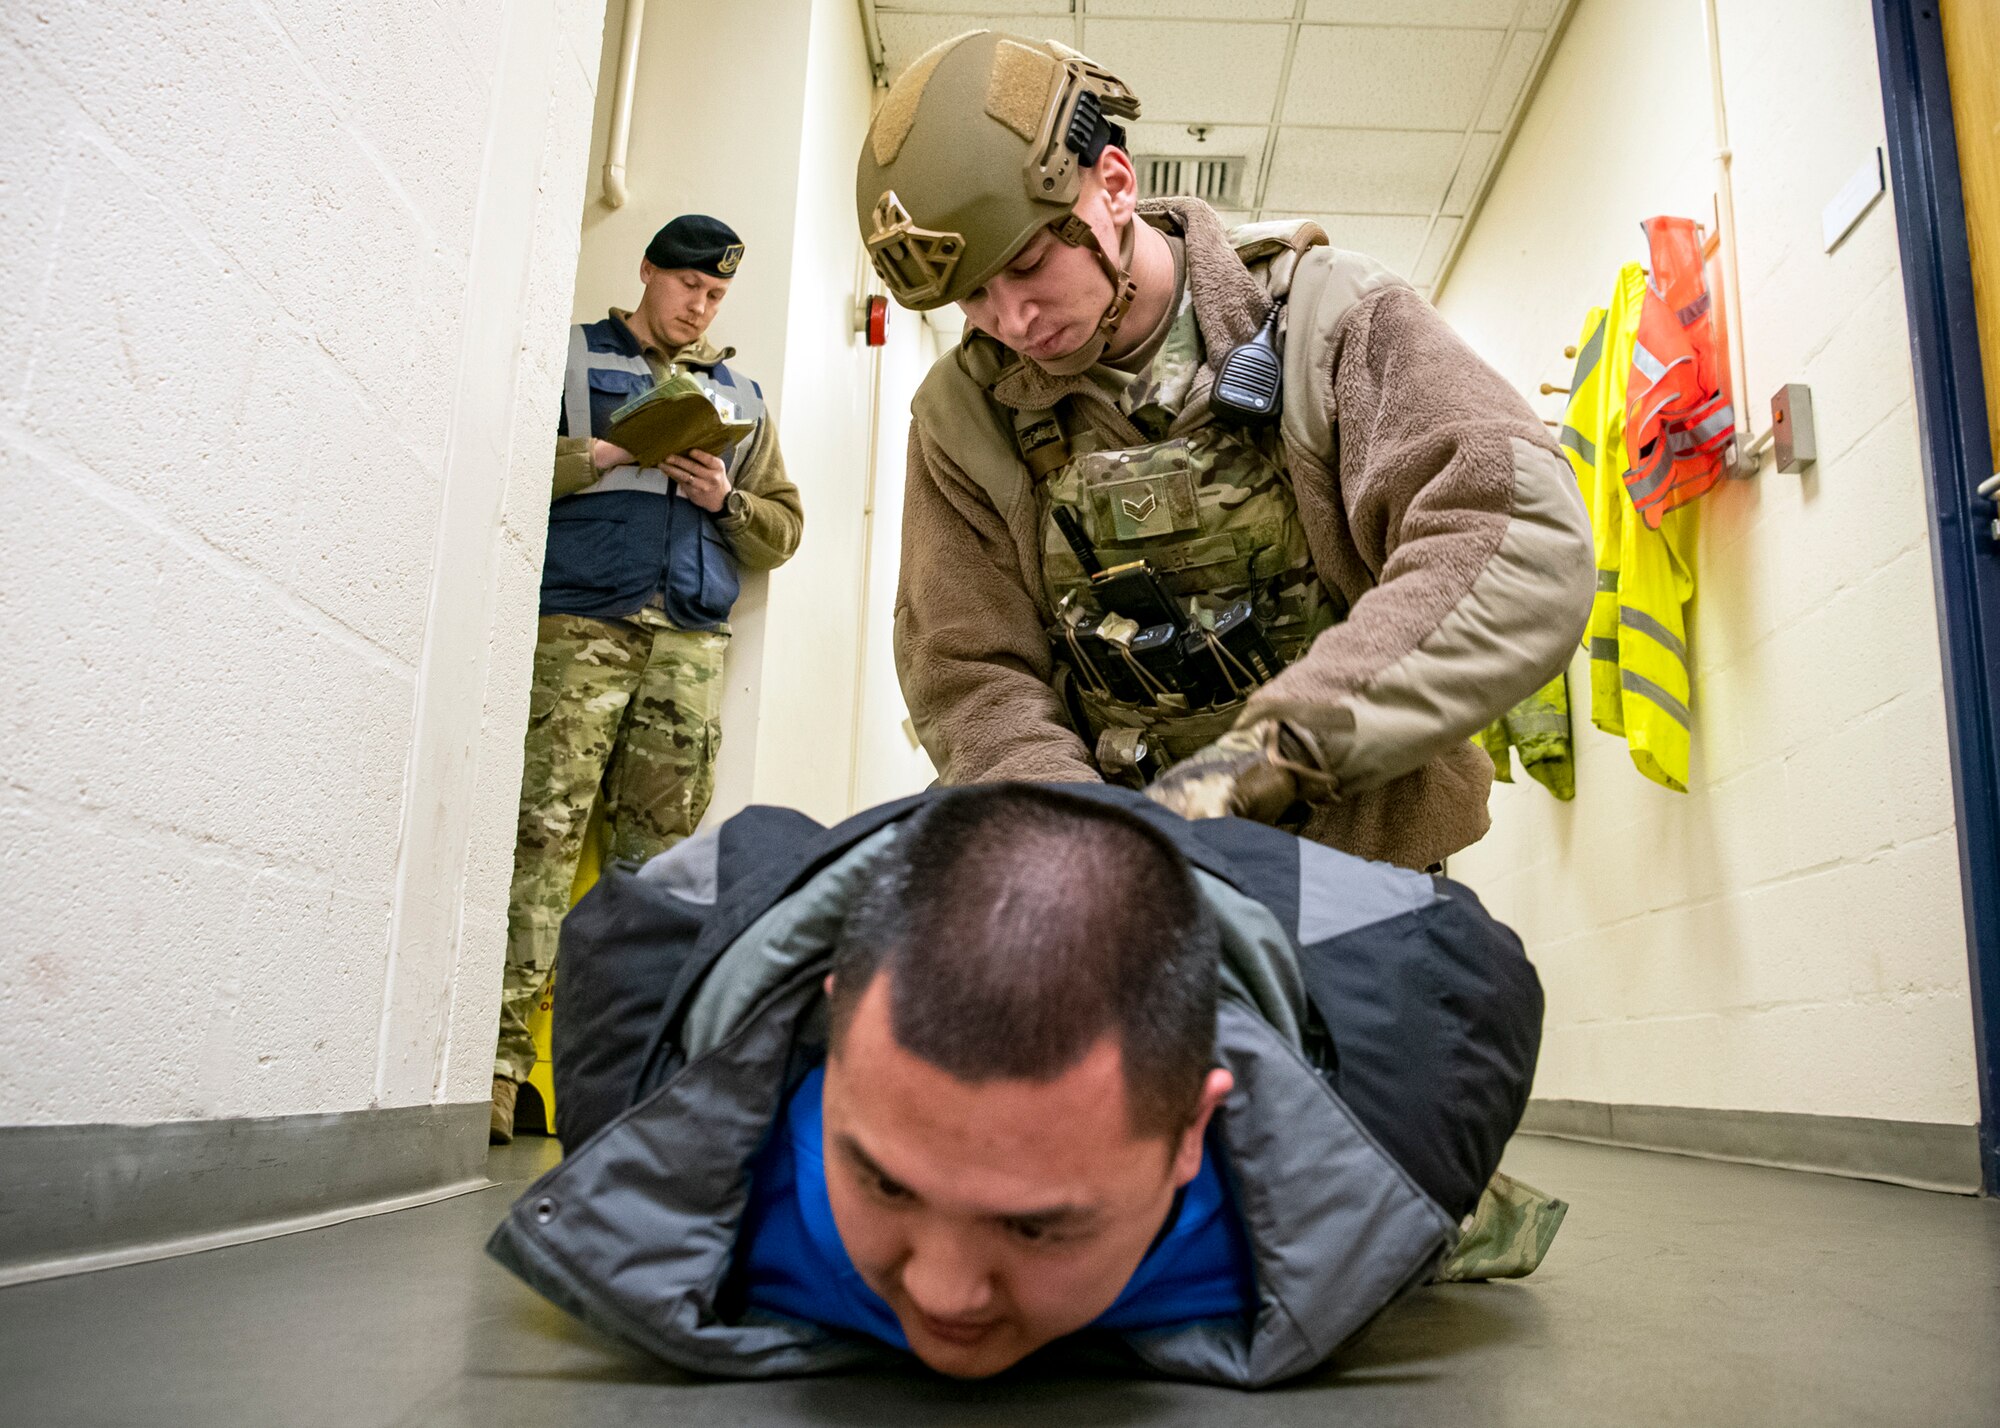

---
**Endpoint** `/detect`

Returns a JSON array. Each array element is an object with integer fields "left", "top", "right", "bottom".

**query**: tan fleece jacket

[
  {"left": 893, "top": 199, "right": 1593, "bottom": 869},
  {"left": 553, "top": 317, "right": 804, "bottom": 573}
]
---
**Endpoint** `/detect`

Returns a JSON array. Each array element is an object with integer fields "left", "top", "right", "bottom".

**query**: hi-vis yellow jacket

[{"left": 1562, "top": 263, "right": 1697, "bottom": 792}]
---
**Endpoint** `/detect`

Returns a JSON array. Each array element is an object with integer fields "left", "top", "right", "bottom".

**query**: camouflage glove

[{"left": 1144, "top": 718, "right": 1334, "bottom": 826}]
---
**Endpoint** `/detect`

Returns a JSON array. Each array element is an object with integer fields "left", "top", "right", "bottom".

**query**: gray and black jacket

[{"left": 487, "top": 786, "right": 1543, "bottom": 1387}]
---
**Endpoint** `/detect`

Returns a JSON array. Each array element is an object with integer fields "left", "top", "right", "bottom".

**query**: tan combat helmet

[{"left": 857, "top": 31, "right": 1141, "bottom": 366}]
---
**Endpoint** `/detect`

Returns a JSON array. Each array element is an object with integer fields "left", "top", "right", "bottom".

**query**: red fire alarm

[{"left": 861, "top": 293, "right": 890, "bottom": 347}]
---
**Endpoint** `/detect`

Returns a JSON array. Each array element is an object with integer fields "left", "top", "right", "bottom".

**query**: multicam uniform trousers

[{"left": 495, "top": 608, "right": 728, "bottom": 1082}]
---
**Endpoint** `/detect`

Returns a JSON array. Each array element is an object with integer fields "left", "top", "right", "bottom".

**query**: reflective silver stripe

[
  {"left": 1632, "top": 341, "right": 1670, "bottom": 384},
  {"left": 1622, "top": 670, "right": 1691, "bottom": 727},
  {"left": 1627, "top": 468, "right": 1671, "bottom": 503},
  {"left": 1570, "top": 316, "right": 1607, "bottom": 388},
  {"left": 567, "top": 329, "right": 654, "bottom": 439},
  {"left": 1689, "top": 405, "right": 1735, "bottom": 444},
  {"left": 1596, "top": 569, "right": 1620, "bottom": 592},
  {"left": 1589, "top": 637, "right": 1620, "bottom": 661},
  {"left": 592, "top": 349, "right": 653, "bottom": 376},
  {"left": 573, "top": 464, "right": 672, "bottom": 497},
  {"left": 1560, "top": 424, "right": 1597, "bottom": 465},
  {"left": 1676, "top": 292, "right": 1711, "bottom": 326},
  {"left": 1667, "top": 428, "right": 1697, "bottom": 455},
  {"left": 564, "top": 324, "right": 594, "bottom": 440},
  {"left": 1620, "top": 606, "right": 1688, "bottom": 665},
  {"left": 1509, "top": 710, "right": 1570, "bottom": 735},
  {"left": 1625, "top": 446, "right": 1673, "bottom": 502},
  {"left": 689, "top": 360, "right": 764, "bottom": 424}
]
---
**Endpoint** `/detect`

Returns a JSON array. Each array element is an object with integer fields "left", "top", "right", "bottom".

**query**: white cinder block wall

[
  {"left": 569, "top": 0, "right": 928, "bottom": 827},
  {"left": 1439, "top": 0, "right": 1978, "bottom": 1126},
  {"left": 2, "top": 0, "right": 605, "bottom": 1125}
]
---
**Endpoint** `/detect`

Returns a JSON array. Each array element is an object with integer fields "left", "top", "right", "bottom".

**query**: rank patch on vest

[{"left": 1091, "top": 467, "right": 1200, "bottom": 544}]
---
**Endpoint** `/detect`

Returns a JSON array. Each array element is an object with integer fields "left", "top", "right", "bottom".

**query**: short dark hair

[{"left": 827, "top": 785, "right": 1219, "bottom": 1137}]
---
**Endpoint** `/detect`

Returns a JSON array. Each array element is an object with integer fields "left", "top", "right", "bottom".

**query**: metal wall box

[{"left": 1772, "top": 383, "right": 1817, "bottom": 473}]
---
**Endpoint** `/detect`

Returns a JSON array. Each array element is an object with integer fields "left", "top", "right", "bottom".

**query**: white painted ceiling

[{"left": 861, "top": 0, "right": 1575, "bottom": 300}]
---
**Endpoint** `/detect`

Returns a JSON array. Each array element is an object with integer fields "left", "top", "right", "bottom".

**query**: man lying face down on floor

[{"left": 489, "top": 784, "right": 1561, "bottom": 1385}]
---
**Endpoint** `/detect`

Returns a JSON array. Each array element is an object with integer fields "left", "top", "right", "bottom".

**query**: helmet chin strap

[{"left": 1034, "top": 213, "right": 1140, "bottom": 377}]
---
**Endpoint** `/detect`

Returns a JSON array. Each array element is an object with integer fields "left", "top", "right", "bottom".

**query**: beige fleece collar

[{"left": 1146, "top": 197, "right": 1277, "bottom": 370}]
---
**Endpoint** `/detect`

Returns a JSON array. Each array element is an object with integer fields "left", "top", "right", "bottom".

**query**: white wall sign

[{"left": 1823, "top": 147, "right": 1886, "bottom": 253}]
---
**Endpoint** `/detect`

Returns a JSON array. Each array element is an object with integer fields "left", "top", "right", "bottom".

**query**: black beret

[{"left": 645, "top": 214, "right": 745, "bottom": 278}]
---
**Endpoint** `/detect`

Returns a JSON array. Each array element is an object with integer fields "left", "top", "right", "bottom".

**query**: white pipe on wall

[
  {"left": 858, "top": 0, "right": 889, "bottom": 88},
  {"left": 1701, "top": 0, "right": 1764, "bottom": 470},
  {"left": 602, "top": 0, "right": 647, "bottom": 209},
  {"left": 845, "top": 325, "right": 886, "bottom": 815}
]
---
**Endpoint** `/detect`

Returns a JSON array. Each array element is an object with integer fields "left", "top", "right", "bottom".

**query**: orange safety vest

[{"left": 1624, "top": 215, "right": 1734, "bottom": 530}]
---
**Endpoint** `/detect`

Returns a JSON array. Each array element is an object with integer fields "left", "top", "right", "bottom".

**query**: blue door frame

[{"left": 1873, "top": 0, "right": 2000, "bottom": 1195}]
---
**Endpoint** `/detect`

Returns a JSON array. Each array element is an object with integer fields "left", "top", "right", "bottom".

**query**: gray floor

[{"left": 3, "top": 1136, "right": 1996, "bottom": 1428}]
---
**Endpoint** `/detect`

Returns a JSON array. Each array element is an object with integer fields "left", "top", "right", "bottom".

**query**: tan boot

[{"left": 490, "top": 1075, "right": 519, "bottom": 1146}]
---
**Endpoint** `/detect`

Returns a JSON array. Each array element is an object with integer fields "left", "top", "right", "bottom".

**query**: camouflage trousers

[
  {"left": 495, "top": 610, "right": 728, "bottom": 1083},
  {"left": 1437, "top": 1171, "right": 1569, "bottom": 1281}
]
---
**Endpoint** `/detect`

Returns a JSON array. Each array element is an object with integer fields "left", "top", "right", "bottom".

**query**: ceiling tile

[
  {"left": 1269, "top": 212, "right": 1432, "bottom": 274},
  {"left": 1303, "top": 0, "right": 1517, "bottom": 24},
  {"left": 1475, "top": 27, "right": 1543, "bottom": 131},
  {"left": 1263, "top": 127, "right": 1461, "bottom": 214},
  {"left": 1088, "top": 0, "right": 1297, "bottom": 18},
  {"left": 1282, "top": 25, "right": 1506, "bottom": 131},
  {"left": 1413, "top": 215, "right": 1462, "bottom": 287},
  {"left": 866, "top": 3, "right": 1572, "bottom": 295},
  {"left": 875, "top": 1, "right": 1069, "bottom": 12},
  {"left": 1082, "top": 18, "right": 1290, "bottom": 124},
  {"left": 876, "top": 14, "right": 1009, "bottom": 80},
  {"left": 1441, "top": 131, "right": 1497, "bottom": 215},
  {"left": 1124, "top": 120, "right": 1271, "bottom": 201}
]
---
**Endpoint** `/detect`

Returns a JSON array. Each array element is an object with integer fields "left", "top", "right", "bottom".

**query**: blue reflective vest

[{"left": 542, "top": 316, "right": 765, "bottom": 627}]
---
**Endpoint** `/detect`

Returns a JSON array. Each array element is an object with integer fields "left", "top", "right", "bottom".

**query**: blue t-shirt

[{"left": 736, "top": 1065, "right": 1255, "bottom": 1349}]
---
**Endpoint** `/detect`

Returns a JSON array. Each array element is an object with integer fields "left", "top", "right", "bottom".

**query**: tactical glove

[{"left": 1144, "top": 718, "right": 1334, "bottom": 826}]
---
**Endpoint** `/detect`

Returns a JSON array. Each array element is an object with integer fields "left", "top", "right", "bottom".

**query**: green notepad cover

[{"left": 603, "top": 369, "right": 755, "bottom": 466}]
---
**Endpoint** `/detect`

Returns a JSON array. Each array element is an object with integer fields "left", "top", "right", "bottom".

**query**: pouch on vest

[
  {"left": 586, "top": 369, "right": 653, "bottom": 436},
  {"left": 660, "top": 495, "right": 741, "bottom": 631},
  {"left": 1038, "top": 419, "right": 1338, "bottom": 769}
]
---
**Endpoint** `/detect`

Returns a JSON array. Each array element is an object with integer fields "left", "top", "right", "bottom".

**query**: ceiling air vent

[{"left": 1136, "top": 154, "right": 1244, "bottom": 207}]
